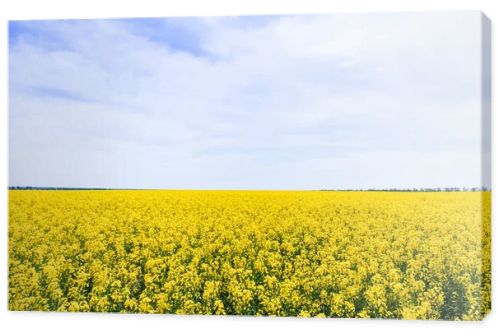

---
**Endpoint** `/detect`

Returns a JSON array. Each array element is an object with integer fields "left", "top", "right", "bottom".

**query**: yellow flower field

[{"left": 8, "top": 190, "right": 491, "bottom": 319}]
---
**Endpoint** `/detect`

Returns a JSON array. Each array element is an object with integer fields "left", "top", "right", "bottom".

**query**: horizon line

[{"left": 8, "top": 186, "right": 491, "bottom": 192}]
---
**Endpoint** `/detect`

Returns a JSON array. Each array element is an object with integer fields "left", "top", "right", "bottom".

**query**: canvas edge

[{"left": 479, "top": 11, "right": 492, "bottom": 321}]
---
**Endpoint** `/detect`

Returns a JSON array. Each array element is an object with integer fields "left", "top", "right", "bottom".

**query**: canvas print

[{"left": 8, "top": 12, "right": 491, "bottom": 320}]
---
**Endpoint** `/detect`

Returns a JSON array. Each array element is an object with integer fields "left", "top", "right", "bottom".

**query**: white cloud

[{"left": 9, "top": 12, "right": 486, "bottom": 189}]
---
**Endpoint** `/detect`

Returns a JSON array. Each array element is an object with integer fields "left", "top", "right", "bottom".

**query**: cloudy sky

[{"left": 9, "top": 12, "right": 489, "bottom": 189}]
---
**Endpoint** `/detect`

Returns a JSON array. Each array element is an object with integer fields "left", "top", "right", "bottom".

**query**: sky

[{"left": 8, "top": 12, "right": 490, "bottom": 189}]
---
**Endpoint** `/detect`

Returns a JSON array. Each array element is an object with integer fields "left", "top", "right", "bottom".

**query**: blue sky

[{"left": 8, "top": 13, "right": 489, "bottom": 189}]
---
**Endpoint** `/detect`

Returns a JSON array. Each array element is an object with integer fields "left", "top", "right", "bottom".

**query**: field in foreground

[{"left": 9, "top": 190, "right": 491, "bottom": 319}]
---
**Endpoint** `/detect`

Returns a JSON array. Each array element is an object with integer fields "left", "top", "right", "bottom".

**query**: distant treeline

[
  {"left": 320, "top": 187, "right": 491, "bottom": 192},
  {"left": 9, "top": 186, "right": 114, "bottom": 190},
  {"left": 9, "top": 186, "right": 491, "bottom": 191}
]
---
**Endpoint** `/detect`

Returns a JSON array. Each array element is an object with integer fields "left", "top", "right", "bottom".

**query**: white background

[{"left": 0, "top": 1, "right": 497, "bottom": 333}]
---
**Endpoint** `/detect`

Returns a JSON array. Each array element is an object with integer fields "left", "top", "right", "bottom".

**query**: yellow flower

[{"left": 8, "top": 190, "right": 490, "bottom": 319}]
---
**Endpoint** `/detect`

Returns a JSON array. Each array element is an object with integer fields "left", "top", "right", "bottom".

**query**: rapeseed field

[{"left": 8, "top": 190, "right": 491, "bottom": 319}]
